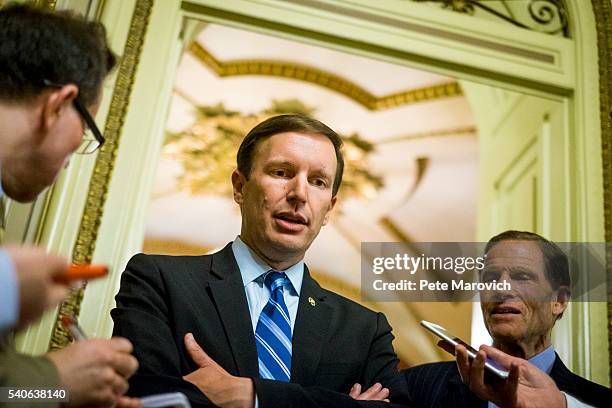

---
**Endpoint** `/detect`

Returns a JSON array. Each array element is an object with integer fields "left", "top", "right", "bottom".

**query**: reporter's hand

[
  {"left": 349, "top": 383, "right": 390, "bottom": 402},
  {"left": 6, "top": 245, "right": 69, "bottom": 329},
  {"left": 47, "top": 337, "right": 139, "bottom": 408},
  {"left": 455, "top": 344, "right": 566, "bottom": 408}
]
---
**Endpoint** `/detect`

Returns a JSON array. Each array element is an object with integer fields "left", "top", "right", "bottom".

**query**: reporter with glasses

[{"left": 0, "top": 4, "right": 138, "bottom": 407}]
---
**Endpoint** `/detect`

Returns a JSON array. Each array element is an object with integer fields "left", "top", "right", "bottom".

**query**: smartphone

[
  {"left": 420, "top": 320, "right": 509, "bottom": 379},
  {"left": 54, "top": 264, "right": 108, "bottom": 283}
]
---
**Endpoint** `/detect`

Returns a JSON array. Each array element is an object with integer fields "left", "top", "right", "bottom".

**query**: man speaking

[{"left": 112, "top": 114, "right": 406, "bottom": 407}]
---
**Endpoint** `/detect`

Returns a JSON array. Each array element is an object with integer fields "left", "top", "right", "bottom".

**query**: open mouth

[
  {"left": 273, "top": 212, "right": 308, "bottom": 231},
  {"left": 490, "top": 305, "right": 521, "bottom": 316}
]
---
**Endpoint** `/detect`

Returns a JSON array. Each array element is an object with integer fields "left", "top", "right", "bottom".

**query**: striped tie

[{"left": 255, "top": 270, "right": 292, "bottom": 382}]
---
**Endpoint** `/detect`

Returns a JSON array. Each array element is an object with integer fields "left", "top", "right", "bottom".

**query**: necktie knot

[{"left": 264, "top": 270, "right": 287, "bottom": 292}]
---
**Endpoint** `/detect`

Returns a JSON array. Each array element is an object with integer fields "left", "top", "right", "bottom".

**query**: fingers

[
  {"left": 507, "top": 361, "right": 520, "bottom": 398},
  {"left": 107, "top": 337, "right": 134, "bottom": 354},
  {"left": 184, "top": 333, "right": 212, "bottom": 368},
  {"left": 469, "top": 349, "right": 487, "bottom": 391},
  {"left": 354, "top": 383, "right": 389, "bottom": 401},
  {"left": 116, "top": 396, "right": 141, "bottom": 408},
  {"left": 349, "top": 384, "right": 361, "bottom": 398},
  {"left": 480, "top": 344, "right": 513, "bottom": 369},
  {"left": 111, "top": 352, "right": 139, "bottom": 379},
  {"left": 47, "top": 284, "right": 70, "bottom": 307},
  {"left": 112, "top": 374, "right": 130, "bottom": 397},
  {"left": 376, "top": 386, "right": 390, "bottom": 401},
  {"left": 455, "top": 344, "right": 470, "bottom": 385}
]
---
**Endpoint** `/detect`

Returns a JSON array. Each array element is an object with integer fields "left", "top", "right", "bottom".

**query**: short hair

[
  {"left": 0, "top": 3, "right": 116, "bottom": 106},
  {"left": 485, "top": 230, "right": 571, "bottom": 291},
  {"left": 237, "top": 114, "right": 344, "bottom": 197}
]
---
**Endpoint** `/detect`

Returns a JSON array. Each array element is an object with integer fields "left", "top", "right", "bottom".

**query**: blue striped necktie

[{"left": 255, "top": 270, "right": 292, "bottom": 382}]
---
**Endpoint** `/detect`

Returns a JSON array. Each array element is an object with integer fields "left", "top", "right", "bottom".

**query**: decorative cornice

[
  {"left": 591, "top": 0, "right": 612, "bottom": 383},
  {"left": 49, "top": 0, "right": 154, "bottom": 350},
  {"left": 188, "top": 42, "right": 462, "bottom": 111},
  {"left": 377, "top": 126, "right": 477, "bottom": 144}
]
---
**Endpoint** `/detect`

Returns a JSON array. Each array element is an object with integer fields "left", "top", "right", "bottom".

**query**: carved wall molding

[
  {"left": 49, "top": 0, "right": 154, "bottom": 350},
  {"left": 189, "top": 42, "right": 463, "bottom": 111},
  {"left": 590, "top": 0, "right": 612, "bottom": 383}
]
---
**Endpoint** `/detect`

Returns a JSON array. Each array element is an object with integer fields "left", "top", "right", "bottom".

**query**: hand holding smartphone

[{"left": 420, "top": 320, "right": 509, "bottom": 379}]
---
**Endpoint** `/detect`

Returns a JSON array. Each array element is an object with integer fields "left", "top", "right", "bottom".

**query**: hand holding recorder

[{"left": 455, "top": 344, "right": 566, "bottom": 408}]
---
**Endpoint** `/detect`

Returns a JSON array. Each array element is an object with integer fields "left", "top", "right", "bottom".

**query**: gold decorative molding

[
  {"left": 591, "top": 0, "right": 612, "bottom": 383},
  {"left": 49, "top": 0, "right": 154, "bottom": 351},
  {"left": 377, "top": 126, "right": 477, "bottom": 144},
  {"left": 188, "top": 42, "right": 462, "bottom": 111},
  {"left": 143, "top": 238, "right": 211, "bottom": 256}
]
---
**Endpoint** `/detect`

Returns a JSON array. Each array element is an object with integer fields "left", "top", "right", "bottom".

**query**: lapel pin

[{"left": 308, "top": 296, "right": 316, "bottom": 306}]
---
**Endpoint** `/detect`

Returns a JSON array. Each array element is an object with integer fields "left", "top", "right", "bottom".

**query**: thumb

[{"left": 184, "top": 333, "right": 211, "bottom": 367}]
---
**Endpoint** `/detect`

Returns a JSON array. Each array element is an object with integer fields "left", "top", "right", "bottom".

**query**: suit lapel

[
  {"left": 291, "top": 267, "right": 332, "bottom": 384},
  {"left": 207, "top": 244, "right": 259, "bottom": 377},
  {"left": 549, "top": 354, "right": 579, "bottom": 395}
]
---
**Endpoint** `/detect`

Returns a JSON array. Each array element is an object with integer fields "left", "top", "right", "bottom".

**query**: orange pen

[{"left": 54, "top": 264, "right": 108, "bottom": 283}]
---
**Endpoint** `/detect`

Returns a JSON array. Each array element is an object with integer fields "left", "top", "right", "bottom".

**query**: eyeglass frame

[{"left": 42, "top": 79, "right": 105, "bottom": 154}]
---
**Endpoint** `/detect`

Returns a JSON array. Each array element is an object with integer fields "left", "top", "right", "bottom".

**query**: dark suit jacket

[
  {"left": 112, "top": 243, "right": 410, "bottom": 407},
  {"left": 393, "top": 354, "right": 611, "bottom": 407}
]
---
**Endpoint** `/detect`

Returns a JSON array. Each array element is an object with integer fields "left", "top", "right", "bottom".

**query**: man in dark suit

[
  {"left": 395, "top": 230, "right": 610, "bottom": 407},
  {"left": 112, "top": 114, "right": 408, "bottom": 407}
]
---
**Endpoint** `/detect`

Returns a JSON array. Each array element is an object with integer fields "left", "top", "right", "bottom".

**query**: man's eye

[
  {"left": 310, "top": 178, "right": 327, "bottom": 187},
  {"left": 513, "top": 273, "right": 531, "bottom": 281},
  {"left": 482, "top": 272, "right": 499, "bottom": 283},
  {"left": 272, "top": 169, "right": 288, "bottom": 177}
]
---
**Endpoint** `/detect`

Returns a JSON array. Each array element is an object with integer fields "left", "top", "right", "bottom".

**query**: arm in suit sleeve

[
  {"left": 111, "top": 254, "right": 213, "bottom": 407},
  {"left": 363, "top": 312, "right": 400, "bottom": 386},
  {"left": 253, "top": 379, "right": 409, "bottom": 408},
  {"left": 254, "top": 312, "right": 412, "bottom": 407}
]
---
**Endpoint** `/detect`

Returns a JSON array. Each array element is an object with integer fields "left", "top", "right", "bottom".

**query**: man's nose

[{"left": 287, "top": 175, "right": 307, "bottom": 204}]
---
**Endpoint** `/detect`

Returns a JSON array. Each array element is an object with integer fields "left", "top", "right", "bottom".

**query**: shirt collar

[
  {"left": 528, "top": 345, "right": 556, "bottom": 374},
  {"left": 231, "top": 236, "right": 304, "bottom": 295}
]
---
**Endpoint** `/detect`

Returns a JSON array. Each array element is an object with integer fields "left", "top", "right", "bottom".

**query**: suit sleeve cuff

[
  {"left": 0, "top": 249, "right": 19, "bottom": 332},
  {"left": 253, "top": 378, "right": 302, "bottom": 407}
]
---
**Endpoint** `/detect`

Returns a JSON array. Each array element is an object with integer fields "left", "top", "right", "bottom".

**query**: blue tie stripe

[
  {"left": 259, "top": 314, "right": 292, "bottom": 352},
  {"left": 265, "top": 299, "right": 291, "bottom": 326},
  {"left": 255, "top": 271, "right": 293, "bottom": 382},
  {"left": 257, "top": 358, "right": 275, "bottom": 379},
  {"left": 255, "top": 333, "right": 291, "bottom": 378}
]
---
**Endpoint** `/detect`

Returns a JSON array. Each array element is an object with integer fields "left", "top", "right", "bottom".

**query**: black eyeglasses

[{"left": 43, "top": 79, "right": 105, "bottom": 154}]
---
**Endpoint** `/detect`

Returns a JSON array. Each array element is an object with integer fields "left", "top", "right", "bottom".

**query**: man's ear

[
  {"left": 322, "top": 195, "right": 337, "bottom": 226},
  {"left": 231, "top": 169, "right": 246, "bottom": 205},
  {"left": 41, "top": 84, "right": 78, "bottom": 131},
  {"left": 552, "top": 286, "right": 570, "bottom": 319}
]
